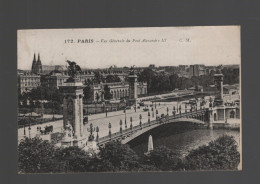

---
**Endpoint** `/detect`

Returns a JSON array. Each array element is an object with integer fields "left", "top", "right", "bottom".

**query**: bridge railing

[{"left": 97, "top": 109, "right": 207, "bottom": 144}]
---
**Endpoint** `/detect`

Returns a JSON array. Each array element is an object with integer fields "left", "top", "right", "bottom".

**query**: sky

[{"left": 18, "top": 26, "right": 241, "bottom": 70}]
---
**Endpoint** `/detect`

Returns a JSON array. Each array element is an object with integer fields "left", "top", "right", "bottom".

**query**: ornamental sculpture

[
  {"left": 129, "top": 65, "right": 135, "bottom": 75},
  {"left": 66, "top": 60, "right": 82, "bottom": 81}
]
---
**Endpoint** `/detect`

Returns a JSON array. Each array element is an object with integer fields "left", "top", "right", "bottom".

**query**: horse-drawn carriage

[{"left": 39, "top": 125, "right": 53, "bottom": 135}]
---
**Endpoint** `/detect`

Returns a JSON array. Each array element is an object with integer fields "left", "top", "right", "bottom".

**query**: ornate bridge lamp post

[
  {"left": 87, "top": 123, "right": 95, "bottom": 141},
  {"left": 23, "top": 125, "right": 26, "bottom": 136},
  {"left": 124, "top": 98, "right": 127, "bottom": 128},
  {"left": 108, "top": 122, "right": 112, "bottom": 139},
  {"left": 156, "top": 109, "right": 158, "bottom": 119},
  {"left": 152, "top": 107, "right": 154, "bottom": 118},
  {"left": 148, "top": 111, "right": 151, "bottom": 125},
  {"left": 130, "top": 116, "right": 133, "bottom": 133},
  {"left": 166, "top": 107, "right": 169, "bottom": 116},
  {"left": 172, "top": 109, "right": 176, "bottom": 118},
  {"left": 96, "top": 126, "right": 99, "bottom": 142},
  {"left": 139, "top": 114, "right": 142, "bottom": 129},
  {"left": 119, "top": 119, "right": 123, "bottom": 134},
  {"left": 28, "top": 121, "right": 31, "bottom": 138},
  {"left": 209, "top": 97, "right": 213, "bottom": 108}
]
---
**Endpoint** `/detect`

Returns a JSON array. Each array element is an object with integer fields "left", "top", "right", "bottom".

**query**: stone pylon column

[
  {"left": 60, "top": 79, "right": 86, "bottom": 147},
  {"left": 128, "top": 74, "right": 138, "bottom": 106},
  {"left": 214, "top": 73, "right": 224, "bottom": 106}
]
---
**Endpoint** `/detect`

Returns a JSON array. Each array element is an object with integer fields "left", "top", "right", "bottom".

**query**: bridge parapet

[{"left": 97, "top": 109, "right": 207, "bottom": 146}]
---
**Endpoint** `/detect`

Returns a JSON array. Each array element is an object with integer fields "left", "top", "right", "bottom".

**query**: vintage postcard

[{"left": 17, "top": 26, "right": 241, "bottom": 173}]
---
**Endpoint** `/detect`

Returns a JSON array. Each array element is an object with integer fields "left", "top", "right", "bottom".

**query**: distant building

[
  {"left": 189, "top": 64, "right": 206, "bottom": 77},
  {"left": 31, "top": 53, "right": 66, "bottom": 74},
  {"left": 31, "top": 53, "right": 42, "bottom": 74},
  {"left": 91, "top": 82, "right": 147, "bottom": 102},
  {"left": 41, "top": 72, "right": 95, "bottom": 89},
  {"left": 223, "top": 84, "right": 239, "bottom": 95},
  {"left": 18, "top": 72, "right": 41, "bottom": 94}
]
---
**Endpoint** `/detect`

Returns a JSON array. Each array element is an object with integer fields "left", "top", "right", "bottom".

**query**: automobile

[
  {"left": 139, "top": 101, "right": 145, "bottom": 106},
  {"left": 143, "top": 106, "right": 149, "bottom": 111}
]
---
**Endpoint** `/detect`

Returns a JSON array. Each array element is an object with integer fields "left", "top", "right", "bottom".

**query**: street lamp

[
  {"left": 108, "top": 122, "right": 112, "bottom": 138},
  {"left": 119, "top": 119, "right": 123, "bottom": 134},
  {"left": 23, "top": 125, "right": 26, "bottom": 136},
  {"left": 28, "top": 120, "right": 31, "bottom": 138},
  {"left": 87, "top": 123, "right": 95, "bottom": 141},
  {"left": 172, "top": 109, "right": 176, "bottom": 118},
  {"left": 96, "top": 126, "right": 99, "bottom": 141},
  {"left": 156, "top": 109, "right": 158, "bottom": 119},
  {"left": 148, "top": 111, "right": 151, "bottom": 125},
  {"left": 209, "top": 97, "right": 213, "bottom": 108},
  {"left": 130, "top": 116, "right": 133, "bottom": 132},
  {"left": 152, "top": 107, "right": 154, "bottom": 118},
  {"left": 139, "top": 114, "right": 142, "bottom": 129},
  {"left": 124, "top": 98, "right": 127, "bottom": 128}
]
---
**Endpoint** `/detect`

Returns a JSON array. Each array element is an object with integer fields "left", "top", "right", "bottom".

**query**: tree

[
  {"left": 104, "top": 85, "right": 112, "bottom": 100},
  {"left": 169, "top": 73, "right": 179, "bottom": 90},
  {"left": 106, "top": 75, "right": 121, "bottom": 83},
  {"left": 97, "top": 142, "right": 141, "bottom": 172},
  {"left": 142, "top": 146, "right": 183, "bottom": 171},
  {"left": 83, "top": 82, "right": 93, "bottom": 103},
  {"left": 95, "top": 92, "right": 100, "bottom": 102},
  {"left": 18, "top": 137, "right": 93, "bottom": 173},
  {"left": 93, "top": 72, "right": 105, "bottom": 84},
  {"left": 55, "top": 146, "right": 92, "bottom": 172},
  {"left": 184, "top": 135, "right": 240, "bottom": 171},
  {"left": 18, "top": 137, "right": 60, "bottom": 173}
]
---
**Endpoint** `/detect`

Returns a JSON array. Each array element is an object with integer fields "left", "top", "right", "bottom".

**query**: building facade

[
  {"left": 18, "top": 72, "right": 41, "bottom": 94},
  {"left": 91, "top": 82, "right": 147, "bottom": 102}
]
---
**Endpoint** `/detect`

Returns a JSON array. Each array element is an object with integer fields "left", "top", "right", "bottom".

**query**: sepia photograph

[{"left": 17, "top": 26, "right": 241, "bottom": 173}]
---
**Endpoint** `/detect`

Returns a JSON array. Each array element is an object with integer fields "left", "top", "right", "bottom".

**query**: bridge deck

[{"left": 97, "top": 109, "right": 206, "bottom": 145}]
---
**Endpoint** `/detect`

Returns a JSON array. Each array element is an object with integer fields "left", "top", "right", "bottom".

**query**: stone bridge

[{"left": 97, "top": 109, "right": 207, "bottom": 147}]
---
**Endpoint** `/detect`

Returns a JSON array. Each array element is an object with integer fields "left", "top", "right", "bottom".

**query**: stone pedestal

[{"left": 60, "top": 79, "right": 87, "bottom": 148}]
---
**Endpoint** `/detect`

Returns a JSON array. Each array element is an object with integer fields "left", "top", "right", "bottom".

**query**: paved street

[{"left": 18, "top": 96, "right": 208, "bottom": 142}]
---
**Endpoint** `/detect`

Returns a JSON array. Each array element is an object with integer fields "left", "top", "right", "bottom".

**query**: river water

[{"left": 128, "top": 125, "right": 240, "bottom": 157}]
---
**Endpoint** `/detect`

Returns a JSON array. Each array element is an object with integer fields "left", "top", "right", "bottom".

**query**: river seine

[{"left": 128, "top": 125, "right": 240, "bottom": 157}]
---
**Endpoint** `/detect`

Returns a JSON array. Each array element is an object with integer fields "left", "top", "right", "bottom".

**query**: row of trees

[
  {"left": 18, "top": 135, "right": 240, "bottom": 173},
  {"left": 18, "top": 86, "right": 63, "bottom": 110},
  {"left": 138, "top": 68, "right": 239, "bottom": 94}
]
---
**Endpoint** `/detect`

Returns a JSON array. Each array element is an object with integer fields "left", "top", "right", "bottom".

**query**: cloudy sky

[{"left": 18, "top": 26, "right": 240, "bottom": 70}]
